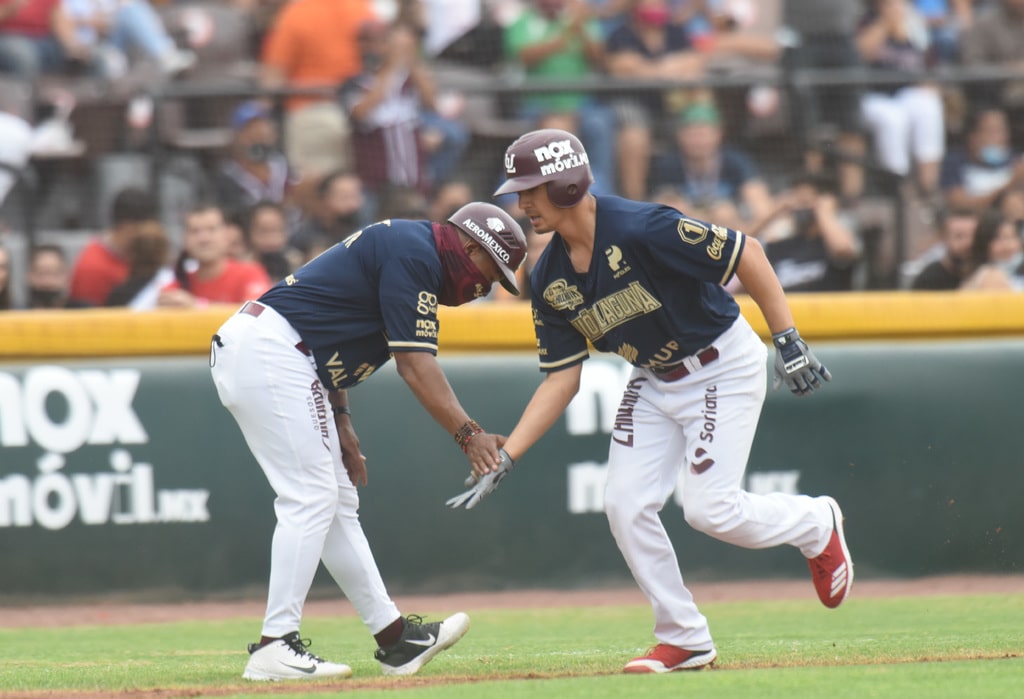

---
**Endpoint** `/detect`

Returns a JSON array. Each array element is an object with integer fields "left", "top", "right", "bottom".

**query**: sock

[
  {"left": 259, "top": 635, "right": 279, "bottom": 647},
  {"left": 374, "top": 617, "right": 404, "bottom": 647}
]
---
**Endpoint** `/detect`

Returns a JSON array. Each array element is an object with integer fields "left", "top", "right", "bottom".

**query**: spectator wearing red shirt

[
  {"left": 0, "top": 0, "right": 95, "bottom": 80},
  {"left": 68, "top": 187, "right": 159, "bottom": 307},
  {"left": 158, "top": 203, "right": 271, "bottom": 307}
]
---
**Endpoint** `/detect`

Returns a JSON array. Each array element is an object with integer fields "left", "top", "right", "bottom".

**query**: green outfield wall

[{"left": 0, "top": 338, "right": 1020, "bottom": 598}]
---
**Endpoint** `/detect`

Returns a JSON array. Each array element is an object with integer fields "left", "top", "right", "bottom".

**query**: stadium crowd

[{"left": 1, "top": 0, "right": 1023, "bottom": 311}]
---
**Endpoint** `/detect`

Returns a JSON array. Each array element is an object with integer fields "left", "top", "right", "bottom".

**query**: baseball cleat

[
  {"left": 808, "top": 496, "right": 854, "bottom": 608},
  {"left": 623, "top": 644, "right": 717, "bottom": 673},
  {"left": 242, "top": 631, "right": 352, "bottom": 681},
  {"left": 375, "top": 612, "right": 471, "bottom": 676}
]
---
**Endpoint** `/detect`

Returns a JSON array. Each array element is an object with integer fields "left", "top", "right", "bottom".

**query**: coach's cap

[{"left": 448, "top": 202, "right": 528, "bottom": 295}]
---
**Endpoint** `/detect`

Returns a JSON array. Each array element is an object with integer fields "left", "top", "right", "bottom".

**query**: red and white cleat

[
  {"left": 623, "top": 644, "right": 717, "bottom": 673},
  {"left": 808, "top": 496, "right": 854, "bottom": 608}
]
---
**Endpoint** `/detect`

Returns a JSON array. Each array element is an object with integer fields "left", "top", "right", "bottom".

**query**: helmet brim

[
  {"left": 499, "top": 272, "right": 520, "bottom": 296},
  {"left": 493, "top": 174, "right": 549, "bottom": 198}
]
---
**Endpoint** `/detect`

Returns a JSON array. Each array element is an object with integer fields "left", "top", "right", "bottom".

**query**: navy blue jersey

[
  {"left": 530, "top": 195, "right": 745, "bottom": 373},
  {"left": 260, "top": 219, "right": 442, "bottom": 390}
]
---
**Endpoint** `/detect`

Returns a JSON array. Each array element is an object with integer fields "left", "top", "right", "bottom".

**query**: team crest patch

[
  {"left": 543, "top": 279, "right": 585, "bottom": 311},
  {"left": 678, "top": 217, "right": 709, "bottom": 245}
]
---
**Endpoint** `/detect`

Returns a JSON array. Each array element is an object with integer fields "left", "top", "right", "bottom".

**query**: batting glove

[
  {"left": 772, "top": 327, "right": 832, "bottom": 397},
  {"left": 446, "top": 449, "right": 515, "bottom": 510}
]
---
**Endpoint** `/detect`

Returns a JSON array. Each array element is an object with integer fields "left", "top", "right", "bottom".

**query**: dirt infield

[{"left": 3, "top": 574, "right": 1023, "bottom": 628}]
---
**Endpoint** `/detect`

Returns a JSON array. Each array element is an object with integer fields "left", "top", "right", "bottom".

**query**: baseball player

[
  {"left": 449, "top": 129, "right": 853, "bottom": 673},
  {"left": 210, "top": 202, "right": 527, "bottom": 680}
]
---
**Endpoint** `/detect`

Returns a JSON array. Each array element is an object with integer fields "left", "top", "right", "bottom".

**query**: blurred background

[{"left": 2, "top": 0, "right": 1024, "bottom": 312}]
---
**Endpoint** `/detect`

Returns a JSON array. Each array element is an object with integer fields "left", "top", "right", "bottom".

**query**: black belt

[
  {"left": 238, "top": 301, "right": 311, "bottom": 356},
  {"left": 653, "top": 347, "right": 720, "bottom": 382}
]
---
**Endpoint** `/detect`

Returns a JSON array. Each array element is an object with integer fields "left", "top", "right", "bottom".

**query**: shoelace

[
  {"left": 404, "top": 614, "right": 425, "bottom": 626},
  {"left": 283, "top": 634, "right": 326, "bottom": 663}
]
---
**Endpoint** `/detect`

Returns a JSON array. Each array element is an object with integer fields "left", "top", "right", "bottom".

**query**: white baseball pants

[
  {"left": 210, "top": 303, "right": 400, "bottom": 637},
  {"left": 604, "top": 315, "right": 835, "bottom": 650}
]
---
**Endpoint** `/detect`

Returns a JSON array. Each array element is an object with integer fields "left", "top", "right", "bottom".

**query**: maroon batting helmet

[
  {"left": 448, "top": 202, "right": 528, "bottom": 295},
  {"left": 493, "top": 128, "right": 593, "bottom": 208}
]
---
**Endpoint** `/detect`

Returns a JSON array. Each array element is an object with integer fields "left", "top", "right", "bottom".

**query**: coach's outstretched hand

[
  {"left": 771, "top": 327, "right": 831, "bottom": 396},
  {"left": 446, "top": 449, "right": 515, "bottom": 510}
]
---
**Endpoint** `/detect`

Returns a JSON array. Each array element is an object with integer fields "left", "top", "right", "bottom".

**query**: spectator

[
  {"left": 0, "top": 242, "right": 10, "bottom": 310},
  {"left": 105, "top": 220, "right": 174, "bottom": 309},
  {"left": 914, "top": 0, "right": 973, "bottom": 64},
  {"left": 961, "top": 207, "right": 1024, "bottom": 290},
  {"left": 0, "top": 0, "right": 97, "bottom": 81},
  {"left": 245, "top": 200, "right": 302, "bottom": 283},
  {"left": 909, "top": 206, "right": 978, "bottom": 289},
  {"left": 0, "top": 97, "right": 32, "bottom": 208},
  {"left": 211, "top": 100, "right": 298, "bottom": 224},
  {"left": 260, "top": 0, "right": 377, "bottom": 179},
  {"left": 26, "top": 243, "right": 75, "bottom": 308},
  {"left": 223, "top": 206, "right": 250, "bottom": 262},
  {"left": 339, "top": 20, "right": 436, "bottom": 210},
  {"left": 504, "top": 0, "right": 618, "bottom": 195},
  {"left": 291, "top": 169, "right": 367, "bottom": 261},
  {"left": 61, "top": 0, "right": 195, "bottom": 80},
  {"left": 780, "top": 0, "right": 868, "bottom": 202},
  {"left": 605, "top": 0, "right": 705, "bottom": 200},
  {"left": 960, "top": 0, "right": 1024, "bottom": 131},
  {"left": 856, "top": 0, "right": 945, "bottom": 196},
  {"left": 428, "top": 178, "right": 474, "bottom": 222},
  {"left": 940, "top": 106, "right": 1024, "bottom": 214},
  {"left": 757, "top": 172, "right": 862, "bottom": 292},
  {"left": 68, "top": 186, "right": 158, "bottom": 307},
  {"left": 648, "top": 98, "right": 775, "bottom": 233},
  {"left": 158, "top": 202, "right": 271, "bottom": 307},
  {"left": 375, "top": 181, "right": 429, "bottom": 220}
]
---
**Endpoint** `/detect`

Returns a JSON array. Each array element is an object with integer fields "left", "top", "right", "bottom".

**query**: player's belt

[
  {"left": 239, "top": 301, "right": 312, "bottom": 356},
  {"left": 653, "top": 347, "right": 720, "bottom": 382}
]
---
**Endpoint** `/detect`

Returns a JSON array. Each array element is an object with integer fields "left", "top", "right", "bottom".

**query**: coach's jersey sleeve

[
  {"left": 640, "top": 205, "right": 746, "bottom": 287},
  {"left": 378, "top": 253, "right": 442, "bottom": 354}
]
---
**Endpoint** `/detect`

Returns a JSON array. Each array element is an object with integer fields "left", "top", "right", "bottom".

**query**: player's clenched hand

[
  {"left": 465, "top": 432, "right": 506, "bottom": 478},
  {"left": 446, "top": 449, "right": 515, "bottom": 510},
  {"left": 337, "top": 422, "right": 368, "bottom": 486},
  {"left": 771, "top": 327, "right": 832, "bottom": 397}
]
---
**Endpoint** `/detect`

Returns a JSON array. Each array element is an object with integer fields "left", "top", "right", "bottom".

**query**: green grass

[{"left": 1, "top": 594, "right": 1022, "bottom": 698}]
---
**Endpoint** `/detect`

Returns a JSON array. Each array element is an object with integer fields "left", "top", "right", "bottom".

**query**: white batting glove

[
  {"left": 446, "top": 449, "right": 515, "bottom": 510},
  {"left": 772, "top": 327, "right": 832, "bottom": 396}
]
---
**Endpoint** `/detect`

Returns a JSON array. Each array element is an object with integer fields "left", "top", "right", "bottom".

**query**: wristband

[
  {"left": 453, "top": 419, "right": 484, "bottom": 452},
  {"left": 332, "top": 405, "right": 351, "bottom": 416}
]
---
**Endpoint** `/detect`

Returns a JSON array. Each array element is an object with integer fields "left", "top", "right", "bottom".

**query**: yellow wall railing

[{"left": 1, "top": 291, "right": 1023, "bottom": 360}]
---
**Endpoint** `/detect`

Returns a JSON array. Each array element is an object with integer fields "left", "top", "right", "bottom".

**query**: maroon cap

[{"left": 448, "top": 202, "right": 528, "bottom": 295}]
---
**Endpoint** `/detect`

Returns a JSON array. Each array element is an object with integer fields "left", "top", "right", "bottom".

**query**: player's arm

[
  {"left": 392, "top": 350, "right": 504, "bottom": 475},
  {"left": 734, "top": 236, "right": 794, "bottom": 334},
  {"left": 328, "top": 389, "right": 366, "bottom": 486},
  {"left": 501, "top": 363, "right": 582, "bottom": 462},
  {"left": 736, "top": 237, "right": 831, "bottom": 395}
]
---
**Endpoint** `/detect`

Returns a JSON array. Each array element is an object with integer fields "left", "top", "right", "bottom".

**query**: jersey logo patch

[
  {"left": 605, "top": 245, "right": 631, "bottom": 279},
  {"left": 678, "top": 218, "right": 708, "bottom": 245},
  {"left": 416, "top": 291, "right": 438, "bottom": 316},
  {"left": 707, "top": 224, "right": 728, "bottom": 261},
  {"left": 543, "top": 279, "right": 584, "bottom": 311}
]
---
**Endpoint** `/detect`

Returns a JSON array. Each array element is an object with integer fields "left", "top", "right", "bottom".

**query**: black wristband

[{"left": 332, "top": 405, "right": 351, "bottom": 416}]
